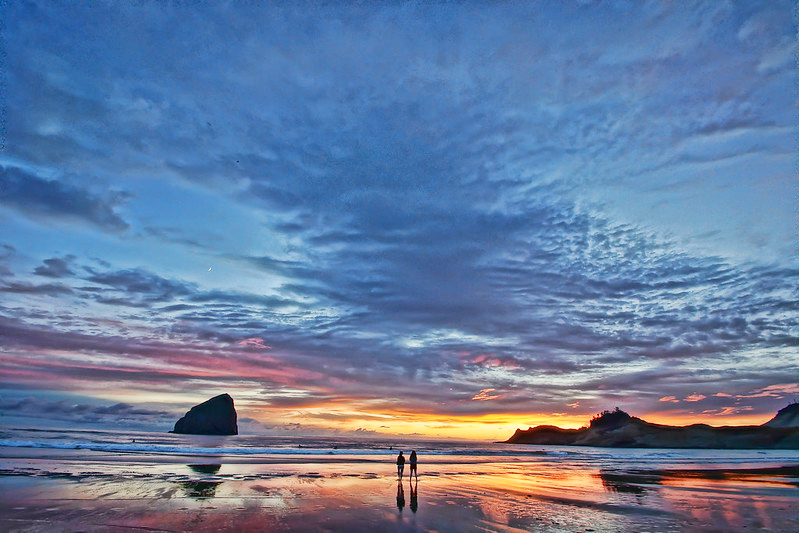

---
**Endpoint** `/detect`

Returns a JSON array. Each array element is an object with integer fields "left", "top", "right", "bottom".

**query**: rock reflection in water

[
  {"left": 181, "top": 464, "right": 223, "bottom": 499},
  {"left": 189, "top": 464, "right": 222, "bottom": 475}
]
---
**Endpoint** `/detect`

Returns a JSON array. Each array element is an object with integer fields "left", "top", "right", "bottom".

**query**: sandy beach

[{"left": 2, "top": 443, "right": 797, "bottom": 532}]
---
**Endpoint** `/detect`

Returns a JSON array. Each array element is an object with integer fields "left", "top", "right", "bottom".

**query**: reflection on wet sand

[
  {"left": 599, "top": 472, "right": 648, "bottom": 496},
  {"left": 597, "top": 465, "right": 799, "bottom": 531},
  {"left": 599, "top": 470, "right": 653, "bottom": 496},
  {"left": 599, "top": 465, "right": 799, "bottom": 490},
  {"left": 395, "top": 480, "right": 405, "bottom": 512},
  {"left": 189, "top": 464, "right": 222, "bottom": 475},
  {"left": 1, "top": 457, "right": 797, "bottom": 532},
  {"left": 655, "top": 465, "right": 799, "bottom": 487},
  {"left": 180, "top": 464, "right": 223, "bottom": 499}
]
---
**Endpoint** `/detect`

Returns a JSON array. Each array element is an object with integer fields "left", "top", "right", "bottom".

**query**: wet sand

[{"left": 1, "top": 452, "right": 797, "bottom": 532}]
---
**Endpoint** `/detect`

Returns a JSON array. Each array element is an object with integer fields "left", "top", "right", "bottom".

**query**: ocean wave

[
  {"left": 0, "top": 438, "right": 557, "bottom": 457},
  {"left": 3, "top": 435, "right": 797, "bottom": 467},
  {"left": 545, "top": 450, "right": 570, "bottom": 456},
  {"left": 0, "top": 439, "right": 401, "bottom": 456}
]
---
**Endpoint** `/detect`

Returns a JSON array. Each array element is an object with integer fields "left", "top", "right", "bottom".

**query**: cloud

[
  {"left": 0, "top": 1, "right": 795, "bottom": 428},
  {"left": 700, "top": 406, "right": 753, "bottom": 417},
  {"left": 472, "top": 389, "right": 501, "bottom": 402},
  {"left": 757, "top": 39, "right": 794, "bottom": 74},
  {"left": 84, "top": 268, "right": 195, "bottom": 303},
  {"left": 683, "top": 394, "right": 707, "bottom": 402},
  {"left": 237, "top": 337, "right": 271, "bottom": 350},
  {"left": 737, "top": 384, "right": 799, "bottom": 399},
  {"left": 0, "top": 395, "right": 171, "bottom": 427},
  {"left": 0, "top": 281, "right": 73, "bottom": 296},
  {"left": 0, "top": 244, "right": 16, "bottom": 277},
  {"left": 34, "top": 256, "right": 76, "bottom": 278},
  {"left": 0, "top": 166, "right": 129, "bottom": 232}
]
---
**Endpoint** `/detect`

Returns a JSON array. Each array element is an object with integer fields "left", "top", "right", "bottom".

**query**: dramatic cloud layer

[{"left": 1, "top": 1, "right": 795, "bottom": 439}]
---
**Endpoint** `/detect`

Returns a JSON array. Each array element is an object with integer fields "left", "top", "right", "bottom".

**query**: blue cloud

[
  {"left": 34, "top": 256, "right": 76, "bottom": 278},
  {"left": 0, "top": 166, "right": 129, "bottom": 232}
]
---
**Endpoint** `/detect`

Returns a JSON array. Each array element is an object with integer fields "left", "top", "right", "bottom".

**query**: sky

[{"left": 1, "top": 0, "right": 797, "bottom": 440}]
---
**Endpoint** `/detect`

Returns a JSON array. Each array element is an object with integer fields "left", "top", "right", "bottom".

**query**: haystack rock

[{"left": 171, "top": 394, "right": 238, "bottom": 435}]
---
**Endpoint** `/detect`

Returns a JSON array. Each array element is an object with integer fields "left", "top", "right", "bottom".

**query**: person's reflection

[
  {"left": 396, "top": 480, "right": 405, "bottom": 512},
  {"left": 409, "top": 478, "right": 418, "bottom": 514}
]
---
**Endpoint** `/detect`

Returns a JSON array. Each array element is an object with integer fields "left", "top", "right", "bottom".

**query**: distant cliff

[
  {"left": 505, "top": 405, "right": 799, "bottom": 449},
  {"left": 763, "top": 403, "right": 799, "bottom": 428},
  {"left": 171, "top": 394, "right": 238, "bottom": 435}
]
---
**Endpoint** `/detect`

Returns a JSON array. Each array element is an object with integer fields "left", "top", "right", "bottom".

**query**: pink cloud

[
  {"left": 737, "top": 383, "right": 799, "bottom": 399},
  {"left": 471, "top": 388, "right": 501, "bottom": 401},
  {"left": 462, "top": 353, "right": 520, "bottom": 369},
  {"left": 236, "top": 337, "right": 271, "bottom": 350},
  {"left": 701, "top": 406, "right": 753, "bottom": 417},
  {"left": 658, "top": 396, "right": 680, "bottom": 403},
  {"left": 684, "top": 393, "right": 706, "bottom": 402}
]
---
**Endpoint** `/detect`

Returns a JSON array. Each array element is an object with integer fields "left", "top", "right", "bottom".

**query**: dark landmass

[
  {"left": 763, "top": 402, "right": 799, "bottom": 428},
  {"left": 506, "top": 404, "right": 799, "bottom": 449},
  {"left": 171, "top": 394, "right": 238, "bottom": 435}
]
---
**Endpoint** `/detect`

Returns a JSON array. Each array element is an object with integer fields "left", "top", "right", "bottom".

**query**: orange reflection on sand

[
  {"left": 435, "top": 461, "right": 606, "bottom": 501},
  {"left": 6, "top": 457, "right": 798, "bottom": 532}
]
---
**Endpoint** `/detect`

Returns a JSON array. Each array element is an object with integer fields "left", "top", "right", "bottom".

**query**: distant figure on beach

[
  {"left": 409, "top": 450, "right": 418, "bottom": 479},
  {"left": 396, "top": 451, "right": 405, "bottom": 479},
  {"left": 396, "top": 480, "right": 405, "bottom": 511}
]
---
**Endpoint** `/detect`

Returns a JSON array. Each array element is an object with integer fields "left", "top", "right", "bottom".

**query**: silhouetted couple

[{"left": 396, "top": 450, "right": 418, "bottom": 480}]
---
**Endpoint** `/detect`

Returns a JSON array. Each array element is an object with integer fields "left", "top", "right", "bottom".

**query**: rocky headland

[
  {"left": 505, "top": 403, "right": 799, "bottom": 449},
  {"left": 171, "top": 394, "right": 238, "bottom": 435}
]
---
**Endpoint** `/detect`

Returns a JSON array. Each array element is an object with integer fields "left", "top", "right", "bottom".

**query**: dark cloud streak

[{"left": 0, "top": 167, "right": 129, "bottom": 232}]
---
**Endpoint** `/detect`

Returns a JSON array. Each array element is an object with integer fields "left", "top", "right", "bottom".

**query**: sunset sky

[{"left": 1, "top": 1, "right": 796, "bottom": 440}]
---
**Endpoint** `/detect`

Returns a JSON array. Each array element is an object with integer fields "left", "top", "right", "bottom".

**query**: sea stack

[{"left": 171, "top": 394, "right": 238, "bottom": 435}]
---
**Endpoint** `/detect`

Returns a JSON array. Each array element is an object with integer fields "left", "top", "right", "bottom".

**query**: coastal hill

[
  {"left": 505, "top": 404, "right": 799, "bottom": 449},
  {"left": 763, "top": 402, "right": 799, "bottom": 428},
  {"left": 171, "top": 394, "right": 238, "bottom": 435}
]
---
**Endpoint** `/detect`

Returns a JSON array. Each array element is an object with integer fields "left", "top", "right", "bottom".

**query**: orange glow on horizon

[
  {"left": 240, "top": 400, "right": 784, "bottom": 440},
  {"left": 241, "top": 401, "right": 595, "bottom": 440},
  {"left": 49, "top": 382, "right": 787, "bottom": 439}
]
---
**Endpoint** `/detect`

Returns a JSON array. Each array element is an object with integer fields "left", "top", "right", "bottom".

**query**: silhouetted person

[
  {"left": 409, "top": 450, "right": 418, "bottom": 479},
  {"left": 410, "top": 478, "right": 418, "bottom": 513},
  {"left": 396, "top": 451, "right": 405, "bottom": 479},
  {"left": 396, "top": 480, "right": 405, "bottom": 512}
]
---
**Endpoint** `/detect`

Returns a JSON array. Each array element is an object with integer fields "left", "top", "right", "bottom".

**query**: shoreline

[
  {"left": 2, "top": 437, "right": 798, "bottom": 532},
  {"left": 3, "top": 445, "right": 799, "bottom": 468}
]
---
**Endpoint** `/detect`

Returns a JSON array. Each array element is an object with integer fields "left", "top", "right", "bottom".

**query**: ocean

[
  {"left": 4, "top": 426, "right": 798, "bottom": 464},
  {"left": 1, "top": 426, "right": 798, "bottom": 532}
]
